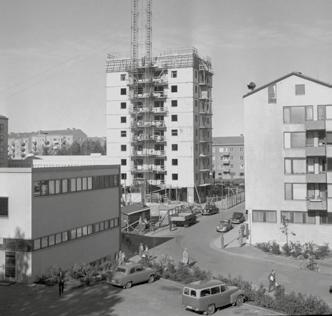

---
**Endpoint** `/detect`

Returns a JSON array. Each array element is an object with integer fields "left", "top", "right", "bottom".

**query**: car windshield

[
  {"left": 233, "top": 213, "right": 242, "bottom": 218},
  {"left": 115, "top": 267, "right": 127, "bottom": 273}
]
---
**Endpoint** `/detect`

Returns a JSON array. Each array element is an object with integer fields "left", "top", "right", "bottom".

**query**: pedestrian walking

[
  {"left": 139, "top": 242, "right": 144, "bottom": 257},
  {"left": 268, "top": 269, "right": 276, "bottom": 292},
  {"left": 58, "top": 269, "right": 65, "bottom": 297},
  {"left": 182, "top": 248, "right": 189, "bottom": 265}
]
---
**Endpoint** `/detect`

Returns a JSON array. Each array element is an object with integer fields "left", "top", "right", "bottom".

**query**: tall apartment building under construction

[{"left": 105, "top": 1, "right": 213, "bottom": 203}]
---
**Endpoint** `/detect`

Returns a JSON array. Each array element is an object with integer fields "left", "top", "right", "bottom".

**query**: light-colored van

[{"left": 182, "top": 279, "right": 245, "bottom": 315}]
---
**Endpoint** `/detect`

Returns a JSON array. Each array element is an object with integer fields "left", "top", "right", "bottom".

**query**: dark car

[
  {"left": 216, "top": 219, "right": 233, "bottom": 233},
  {"left": 231, "top": 212, "right": 245, "bottom": 224},
  {"left": 108, "top": 263, "right": 156, "bottom": 289},
  {"left": 202, "top": 202, "right": 219, "bottom": 216}
]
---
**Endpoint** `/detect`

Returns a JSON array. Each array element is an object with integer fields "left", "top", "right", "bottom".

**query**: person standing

[
  {"left": 58, "top": 269, "right": 65, "bottom": 297},
  {"left": 182, "top": 248, "right": 189, "bottom": 265},
  {"left": 268, "top": 269, "right": 276, "bottom": 292}
]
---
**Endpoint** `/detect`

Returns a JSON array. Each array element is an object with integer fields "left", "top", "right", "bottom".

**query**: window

[
  {"left": 171, "top": 85, "right": 178, "bottom": 93},
  {"left": 121, "top": 173, "right": 127, "bottom": 180},
  {"left": 268, "top": 84, "right": 277, "bottom": 103},
  {"left": 281, "top": 211, "right": 315, "bottom": 224},
  {"left": 87, "top": 225, "right": 93, "bottom": 234},
  {"left": 252, "top": 210, "right": 277, "bottom": 223},
  {"left": 171, "top": 115, "right": 178, "bottom": 122},
  {"left": 172, "top": 144, "right": 178, "bottom": 151},
  {"left": 121, "top": 102, "right": 127, "bottom": 109},
  {"left": 121, "top": 145, "right": 127, "bottom": 151},
  {"left": 34, "top": 239, "right": 41, "bottom": 250},
  {"left": 211, "top": 286, "right": 220, "bottom": 295},
  {"left": 87, "top": 177, "right": 92, "bottom": 190},
  {"left": 172, "top": 159, "right": 178, "bottom": 166},
  {"left": 171, "top": 100, "right": 178, "bottom": 107},
  {"left": 55, "top": 179, "right": 61, "bottom": 194},
  {"left": 121, "top": 116, "right": 127, "bottom": 123},
  {"left": 82, "top": 177, "right": 87, "bottom": 190},
  {"left": 41, "top": 237, "right": 48, "bottom": 248},
  {"left": 62, "top": 231, "right": 68, "bottom": 242},
  {"left": 283, "top": 106, "right": 309, "bottom": 124},
  {"left": 70, "top": 178, "right": 76, "bottom": 192},
  {"left": 320, "top": 213, "right": 332, "bottom": 224},
  {"left": 62, "top": 179, "right": 68, "bottom": 193},
  {"left": 94, "top": 223, "right": 100, "bottom": 232},
  {"left": 284, "top": 158, "right": 306, "bottom": 174},
  {"left": 285, "top": 183, "right": 306, "bottom": 200},
  {"left": 120, "top": 74, "right": 126, "bottom": 81},
  {"left": 40, "top": 180, "right": 49, "bottom": 196},
  {"left": 171, "top": 70, "right": 177, "bottom": 78},
  {"left": 55, "top": 233, "right": 62, "bottom": 244},
  {"left": 172, "top": 173, "right": 178, "bottom": 180},
  {"left": 77, "top": 227, "right": 82, "bottom": 238},
  {"left": 121, "top": 159, "right": 127, "bottom": 166},
  {"left": 295, "top": 84, "right": 305, "bottom": 95},
  {"left": 121, "top": 130, "right": 127, "bottom": 137},
  {"left": 0, "top": 197, "right": 8, "bottom": 216},
  {"left": 120, "top": 88, "right": 126, "bottom": 95},
  {"left": 70, "top": 229, "right": 77, "bottom": 240},
  {"left": 200, "top": 289, "right": 211, "bottom": 297},
  {"left": 82, "top": 226, "right": 88, "bottom": 236},
  {"left": 49, "top": 180, "right": 55, "bottom": 195},
  {"left": 48, "top": 235, "right": 55, "bottom": 246},
  {"left": 284, "top": 132, "right": 305, "bottom": 148},
  {"left": 171, "top": 129, "right": 178, "bottom": 136}
]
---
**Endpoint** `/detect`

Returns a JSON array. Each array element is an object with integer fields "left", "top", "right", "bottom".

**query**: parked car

[
  {"left": 182, "top": 279, "right": 245, "bottom": 315},
  {"left": 231, "top": 212, "right": 245, "bottom": 224},
  {"left": 108, "top": 263, "right": 156, "bottom": 289},
  {"left": 216, "top": 219, "right": 233, "bottom": 233},
  {"left": 202, "top": 202, "right": 219, "bottom": 216}
]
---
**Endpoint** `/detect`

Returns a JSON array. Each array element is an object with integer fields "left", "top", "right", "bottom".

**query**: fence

[{"left": 208, "top": 191, "right": 245, "bottom": 210}]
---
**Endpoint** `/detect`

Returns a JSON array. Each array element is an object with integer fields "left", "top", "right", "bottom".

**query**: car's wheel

[
  {"left": 235, "top": 294, "right": 245, "bottom": 306},
  {"left": 148, "top": 275, "right": 155, "bottom": 283},
  {"left": 124, "top": 281, "right": 132, "bottom": 289},
  {"left": 206, "top": 304, "right": 216, "bottom": 315}
]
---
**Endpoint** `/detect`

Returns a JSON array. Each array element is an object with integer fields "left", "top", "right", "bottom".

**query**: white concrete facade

[
  {"left": 244, "top": 72, "right": 332, "bottom": 245},
  {"left": 106, "top": 49, "right": 213, "bottom": 202}
]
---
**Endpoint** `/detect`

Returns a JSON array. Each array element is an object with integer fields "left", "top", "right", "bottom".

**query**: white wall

[
  {"left": 0, "top": 168, "right": 32, "bottom": 239},
  {"left": 244, "top": 74, "right": 332, "bottom": 245}
]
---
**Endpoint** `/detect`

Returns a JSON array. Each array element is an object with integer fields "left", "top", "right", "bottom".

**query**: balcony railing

[
  {"left": 132, "top": 149, "right": 166, "bottom": 157},
  {"left": 131, "top": 121, "right": 166, "bottom": 129},
  {"left": 306, "top": 173, "right": 327, "bottom": 183},
  {"left": 307, "top": 198, "right": 327, "bottom": 211},
  {"left": 152, "top": 107, "right": 167, "bottom": 114},
  {"left": 305, "top": 145, "right": 326, "bottom": 156},
  {"left": 132, "top": 135, "right": 166, "bottom": 142},
  {"left": 305, "top": 120, "right": 326, "bottom": 130}
]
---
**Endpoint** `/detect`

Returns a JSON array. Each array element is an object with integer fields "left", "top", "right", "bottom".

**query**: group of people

[{"left": 139, "top": 242, "right": 150, "bottom": 258}]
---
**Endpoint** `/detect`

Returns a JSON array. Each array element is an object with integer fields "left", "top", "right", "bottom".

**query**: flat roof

[
  {"left": 122, "top": 203, "right": 150, "bottom": 216},
  {"left": 243, "top": 72, "right": 332, "bottom": 98}
]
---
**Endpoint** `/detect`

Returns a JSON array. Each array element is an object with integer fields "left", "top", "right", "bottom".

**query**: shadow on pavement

[{"left": 0, "top": 282, "right": 123, "bottom": 316}]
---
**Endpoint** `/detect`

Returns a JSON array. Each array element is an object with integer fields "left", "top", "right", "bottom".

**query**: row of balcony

[
  {"left": 127, "top": 77, "right": 168, "bottom": 86},
  {"left": 132, "top": 179, "right": 165, "bottom": 186},
  {"left": 131, "top": 121, "right": 166, "bottom": 129},
  {"left": 129, "top": 92, "right": 167, "bottom": 100},
  {"left": 129, "top": 106, "right": 167, "bottom": 114},
  {"left": 132, "top": 135, "right": 166, "bottom": 142},
  {"left": 132, "top": 149, "right": 166, "bottom": 157},
  {"left": 131, "top": 165, "right": 166, "bottom": 173}
]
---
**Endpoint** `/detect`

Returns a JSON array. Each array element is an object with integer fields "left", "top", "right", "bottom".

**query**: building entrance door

[{"left": 5, "top": 251, "right": 16, "bottom": 280}]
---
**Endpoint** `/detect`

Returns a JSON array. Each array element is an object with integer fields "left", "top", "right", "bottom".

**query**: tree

[{"left": 280, "top": 215, "right": 296, "bottom": 246}]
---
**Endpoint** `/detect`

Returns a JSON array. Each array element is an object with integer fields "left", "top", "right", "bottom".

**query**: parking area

[{"left": 0, "top": 278, "right": 282, "bottom": 316}]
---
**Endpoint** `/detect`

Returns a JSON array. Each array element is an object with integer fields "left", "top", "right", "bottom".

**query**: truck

[{"left": 170, "top": 210, "right": 196, "bottom": 227}]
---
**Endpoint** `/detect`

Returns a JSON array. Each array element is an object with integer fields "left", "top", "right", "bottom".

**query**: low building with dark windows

[{"left": 0, "top": 156, "right": 121, "bottom": 282}]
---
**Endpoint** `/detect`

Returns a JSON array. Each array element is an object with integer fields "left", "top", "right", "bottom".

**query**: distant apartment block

[
  {"left": 8, "top": 128, "right": 88, "bottom": 158},
  {"left": 244, "top": 72, "right": 332, "bottom": 245},
  {"left": 0, "top": 116, "right": 8, "bottom": 167},
  {"left": 105, "top": 48, "right": 213, "bottom": 203},
  {"left": 212, "top": 136, "right": 244, "bottom": 181}
]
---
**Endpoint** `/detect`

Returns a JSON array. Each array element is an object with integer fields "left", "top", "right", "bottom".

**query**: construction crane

[{"left": 130, "top": 0, "right": 153, "bottom": 202}]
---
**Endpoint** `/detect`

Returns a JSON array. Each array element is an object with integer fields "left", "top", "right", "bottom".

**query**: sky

[{"left": 1, "top": 0, "right": 332, "bottom": 137}]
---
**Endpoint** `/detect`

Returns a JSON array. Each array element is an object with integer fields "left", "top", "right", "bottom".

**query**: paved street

[
  {"left": 148, "top": 203, "right": 332, "bottom": 307},
  {"left": 0, "top": 278, "right": 282, "bottom": 316}
]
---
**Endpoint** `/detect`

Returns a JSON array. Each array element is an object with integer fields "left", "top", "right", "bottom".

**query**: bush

[
  {"left": 34, "top": 265, "right": 60, "bottom": 286},
  {"left": 256, "top": 242, "right": 271, "bottom": 253},
  {"left": 270, "top": 241, "right": 281, "bottom": 255},
  {"left": 282, "top": 243, "right": 291, "bottom": 256},
  {"left": 315, "top": 244, "right": 330, "bottom": 259}
]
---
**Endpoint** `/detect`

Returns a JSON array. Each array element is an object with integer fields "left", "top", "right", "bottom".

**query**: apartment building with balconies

[
  {"left": 212, "top": 136, "right": 244, "bottom": 181},
  {"left": 244, "top": 72, "right": 332, "bottom": 245},
  {"left": 106, "top": 48, "right": 213, "bottom": 203}
]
